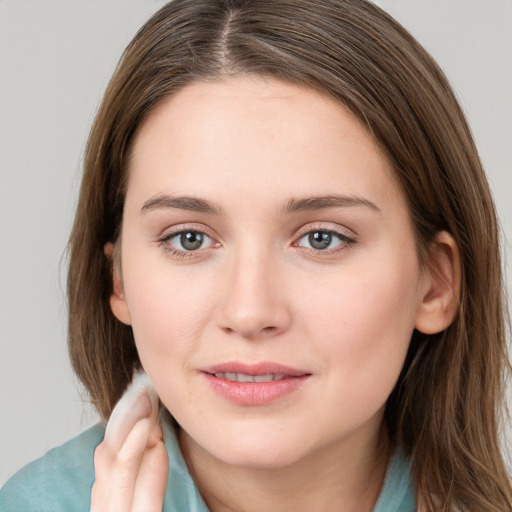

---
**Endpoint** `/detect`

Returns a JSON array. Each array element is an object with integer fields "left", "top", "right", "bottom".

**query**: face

[{"left": 112, "top": 76, "right": 431, "bottom": 469}]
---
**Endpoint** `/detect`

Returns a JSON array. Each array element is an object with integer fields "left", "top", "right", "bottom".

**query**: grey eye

[
  {"left": 308, "top": 231, "right": 332, "bottom": 250},
  {"left": 168, "top": 230, "right": 211, "bottom": 251},
  {"left": 297, "top": 230, "right": 347, "bottom": 251},
  {"left": 180, "top": 231, "right": 204, "bottom": 250}
]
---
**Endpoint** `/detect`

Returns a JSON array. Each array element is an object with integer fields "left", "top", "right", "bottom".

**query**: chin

[
  {"left": 210, "top": 427, "right": 317, "bottom": 470},
  {"left": 177, "top": 417, "right": 308, "bottom": 470},
  {"left": 216, "top": 443, "right": 306, "bottom": 470}
]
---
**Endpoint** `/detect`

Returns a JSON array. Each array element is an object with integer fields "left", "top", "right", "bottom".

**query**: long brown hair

[{"left": 67, "top": 0, "right": 511, "bottom": 509}]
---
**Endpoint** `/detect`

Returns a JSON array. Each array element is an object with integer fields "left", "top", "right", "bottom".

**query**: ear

[
  {"left": 104, "top": 242, "right": 132, "bottom": 326},
  {"left": 414, "top": 231, "right": 461, "bottom": 335}
]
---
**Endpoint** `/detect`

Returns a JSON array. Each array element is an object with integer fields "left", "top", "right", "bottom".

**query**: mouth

[
  {"left": 200, "top": 362, "right": 311, "bottom": 406},
  {"left": 212, "top": 372, "right": 287, "bottom": 382}
]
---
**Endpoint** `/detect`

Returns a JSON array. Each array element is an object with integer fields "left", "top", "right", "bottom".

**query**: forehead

[{"left": 127, "top": 76, "right": 404, "bottom": 213}]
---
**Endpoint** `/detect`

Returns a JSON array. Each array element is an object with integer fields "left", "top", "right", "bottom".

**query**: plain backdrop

[{"left": 1, "top": 0, "right": 511, "bottom": 486}]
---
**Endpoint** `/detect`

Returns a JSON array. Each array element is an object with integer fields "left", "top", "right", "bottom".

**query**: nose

[{"left": 215, "top": 249, "right": 292, "bottom": 340}]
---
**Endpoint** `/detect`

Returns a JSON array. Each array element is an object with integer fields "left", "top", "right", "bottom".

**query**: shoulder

[{"left": 0, "top": 423, "right": 105, "bottom": 512}]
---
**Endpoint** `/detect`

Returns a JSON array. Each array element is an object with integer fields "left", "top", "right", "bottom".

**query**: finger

[
  {"left": 105, "top": 371, "right": 160, "bottom": 451},
  {"left": 91, "top": 371, "right": 162, "bottom": 512},
  {"left": 131, "top": 424, "right": 169, "bottom": 512},
  {"left": 107, "top": 392, "right": 152, "bottom": 452},
  {"left": 91, "top": 418, "right": 153, "bottom": 512}
]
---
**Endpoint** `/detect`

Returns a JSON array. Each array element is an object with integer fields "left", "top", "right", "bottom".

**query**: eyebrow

[
  {"left": 140, "top": 193, "right": 380, "bottom": 216},
  {"left": 281, "top": 195, "right": 381, "bottom": 214},
  {"left": 141, "top": 195, "right": 225, "bottom": 216}
]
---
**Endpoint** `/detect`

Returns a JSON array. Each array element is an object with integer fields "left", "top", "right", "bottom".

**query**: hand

[{"left": 90, "top": 372, "right": 169, "bottom": 512}]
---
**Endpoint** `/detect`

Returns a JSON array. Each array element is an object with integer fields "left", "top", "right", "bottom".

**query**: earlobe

[
  {"left": 104, "top": 242, "right": 132, "bottom": 326},
  {"left": 414, "top": 232, "right": 461, "bottom": 335}
]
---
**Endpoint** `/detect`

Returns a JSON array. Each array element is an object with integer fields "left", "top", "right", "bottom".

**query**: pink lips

[{"left": 201, "top": 362, "right": 311, "bottom": 406}]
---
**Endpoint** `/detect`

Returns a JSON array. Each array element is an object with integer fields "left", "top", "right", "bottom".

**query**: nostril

[{"left": 220, "top": 323, "right": 280, "bottom": 340}]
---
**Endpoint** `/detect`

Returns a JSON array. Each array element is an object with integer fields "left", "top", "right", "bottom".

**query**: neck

[{"left": 179, "top": 425, "right": 391, "bottom": 512}]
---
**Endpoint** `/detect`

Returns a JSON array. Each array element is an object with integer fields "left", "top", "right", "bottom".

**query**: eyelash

[
  {"left": 293, "top": 228, "right": 357, "bottom": 254},
  {"left": 158, "top": 227, "right": 218, "bottom": 259},
  {"left": 158, "top": 225, "right": 357, "bottom": 259}
]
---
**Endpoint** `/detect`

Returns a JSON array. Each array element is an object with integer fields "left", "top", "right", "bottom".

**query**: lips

[
  {"left": 213, "top": 372, "right": 287, "bottom": 382},
  {"left": 201, "top": 362, "right": 311, "bottom": 406}
]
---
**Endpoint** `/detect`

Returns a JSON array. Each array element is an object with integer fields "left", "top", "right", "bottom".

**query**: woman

[{"left": 1, "top": 1, "right": 510, "bottom": 510}]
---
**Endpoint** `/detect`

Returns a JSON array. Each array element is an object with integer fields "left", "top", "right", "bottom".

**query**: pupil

[
  {"left": 181, "top": 232, "right": 203, "bottom": 250},
  {"left": 309, "top": 231, "right": 331, "bottom": 250}
]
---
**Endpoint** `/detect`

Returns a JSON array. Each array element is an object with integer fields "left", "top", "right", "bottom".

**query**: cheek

[
  {"left": 297, "top": 255, "right": 420, "bottom": 379},
  {"left": 123, "top": 269, "right": 216, "bottom": 412},
  {"left": 290, "top": 264, "right": 419, "bottom": 435},
  {"left": 122, "top": 258, "right": 216, "bottom": 365}
]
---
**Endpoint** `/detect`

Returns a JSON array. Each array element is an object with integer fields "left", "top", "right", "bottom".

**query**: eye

[
  {"left": 161, "top": 229, "right": 217, "bottom": 254},
  {"left": 296, "top": 229, "right": 354, "bottom": 252}
]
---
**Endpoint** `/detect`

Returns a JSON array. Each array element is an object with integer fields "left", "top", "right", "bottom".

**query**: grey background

[{"left": 1, "top": 0, "right": 511, "bottom": 486}]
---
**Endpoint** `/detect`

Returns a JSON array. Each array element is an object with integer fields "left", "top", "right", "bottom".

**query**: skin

[{"left": 94, "top": 76, "right": 460, "bottom": 512}]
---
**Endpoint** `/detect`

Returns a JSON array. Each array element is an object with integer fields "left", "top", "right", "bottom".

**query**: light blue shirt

[{"left": 0, "top": 423, "right": 415, "bottom": 511}]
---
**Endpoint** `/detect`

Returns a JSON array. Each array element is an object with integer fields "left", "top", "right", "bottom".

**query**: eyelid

[
  {"left": 292, "top": 222, "right": 358, "bottom": 253},
  {"left": 293, "top": 222, "right": 357, "bottom": 240},
  {"left": 159, "top": 223, "right": 219, "bottom": 242},
  {"left": 158, "top": 223, "right": 221, "bottom": 257}
]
